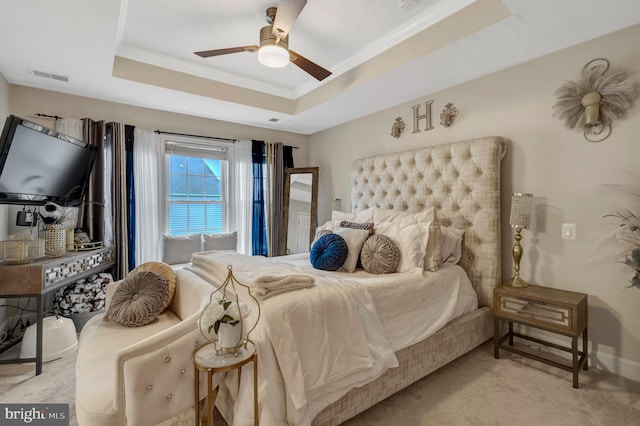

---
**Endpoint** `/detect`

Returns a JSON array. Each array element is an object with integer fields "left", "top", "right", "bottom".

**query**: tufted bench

[{"left": 75, "top": 269, "right": 214, "bottom": 426}]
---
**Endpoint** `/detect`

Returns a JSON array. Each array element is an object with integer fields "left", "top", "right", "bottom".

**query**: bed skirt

[{"left": 215, "top": 306, "right": 493, "bottom": 425}]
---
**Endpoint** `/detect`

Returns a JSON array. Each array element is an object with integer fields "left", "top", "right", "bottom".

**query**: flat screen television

[{"left": 0, "top": 115, "right": 97, "bottom": 206}]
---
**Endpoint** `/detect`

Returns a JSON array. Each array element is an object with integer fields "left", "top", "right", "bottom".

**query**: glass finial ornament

[{"left": 198, "top": 265, "right": 261, "bottom": 356}]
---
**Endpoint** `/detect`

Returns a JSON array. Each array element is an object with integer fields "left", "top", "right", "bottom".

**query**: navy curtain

[
  {"left": 283, "top": 146, "right": 294, "bottom": 169},
  {"left": 252, "top": 140, "right": 267, "bottom": 256},
  {"left": 125, "top": 125, "right": 136, "bottom": 269}
]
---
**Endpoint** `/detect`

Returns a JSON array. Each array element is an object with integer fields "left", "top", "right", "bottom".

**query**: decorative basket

[
  {"left": 43, "top": 224, "right": 66, "bottom": 256},
  {"left": 0, "top": 235, "right": 45, "bottom": 264}
]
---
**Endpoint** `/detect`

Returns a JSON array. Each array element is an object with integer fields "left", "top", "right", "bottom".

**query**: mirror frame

[{"left": 280, "top": 167, "right": 319, "bottom": 256}]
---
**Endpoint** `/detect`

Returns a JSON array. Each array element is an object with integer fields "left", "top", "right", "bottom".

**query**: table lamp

[{"left": 506, "top": 193, "right": 533, "bottom": 287}]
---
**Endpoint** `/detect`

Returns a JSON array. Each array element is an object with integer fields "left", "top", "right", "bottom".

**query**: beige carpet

[{"left": 1, "top": 340, "right": 639, "bottom": 425}]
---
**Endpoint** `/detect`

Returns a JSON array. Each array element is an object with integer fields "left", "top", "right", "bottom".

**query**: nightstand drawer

[
  {"left": 497, "top": 294, "right": 572, "bottom": 331},
  {"left": 493, "top": 284, "right": 587, "bottom": 336}
]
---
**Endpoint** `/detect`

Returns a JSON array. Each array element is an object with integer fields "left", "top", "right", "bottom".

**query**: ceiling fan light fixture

[{"left": 258, "top": 45, "right": 289, "bottom": 68}]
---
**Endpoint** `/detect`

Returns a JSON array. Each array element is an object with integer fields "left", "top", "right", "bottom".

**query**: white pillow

[
  {"left": 373, "top": 207, "right": 441, "bottom": 272},
  {"left": 333, "top": 227, "right": 370, "bottom": 273},
  {"left": 440, "top": 227, "right": 465, "bottom": 265},
  {"left": 331, "top": 210, "right": 355, "bottom": 221},
  {"left": 374, "top": 207, "right": 433, "bottom": 224},
  {"left": 331, "top": 207, "right": 376, "bottom": 223},
  {"left": 374, "top": 222, "right": 430, "bottom": 273}
]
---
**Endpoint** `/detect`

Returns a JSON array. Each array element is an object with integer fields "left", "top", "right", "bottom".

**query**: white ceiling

[{"left": 1, "top": 0, "right": 639, "bottom": 135}]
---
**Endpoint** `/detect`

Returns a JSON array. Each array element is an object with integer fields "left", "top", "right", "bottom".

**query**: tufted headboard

[{"left": 351, "top": 136, "right": 508, "bottom": 307}]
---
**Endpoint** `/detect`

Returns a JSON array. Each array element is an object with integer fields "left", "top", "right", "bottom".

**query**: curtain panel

[
  {"left": 133, "top": 128, "right": 164, "bottom": 263},
  {"left": 251, "top": 140, "right": 267, "bottom": 256},
  {"left": 234, "top": 140, "right": 253, "bottom": 255},
  {"left": 250, "top": 140, "right": 291, "bottom": 257},
  {"left": 125, "top": 125, "right": 136, "bottom": 269},
  {"left": 81, "top": 119, "right": 107, "bottom": 245},
  {"left": 106, "top": 122, "right": 130, "bottom": 279}
]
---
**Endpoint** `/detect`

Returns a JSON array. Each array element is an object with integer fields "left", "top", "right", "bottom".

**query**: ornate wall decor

[
  {"left": 553, "top": 58, "right": 638, "bottom": 142},
  {"left": 390, "top": 117, "right": 406, "bottom": 138},
  {"left": 440, "top": 103, "right": 458, "bottom": 128}
]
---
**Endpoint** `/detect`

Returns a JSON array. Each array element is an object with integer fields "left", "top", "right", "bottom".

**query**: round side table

[{"left": 193, "top": 341, "right": 258, "bottom": 425}]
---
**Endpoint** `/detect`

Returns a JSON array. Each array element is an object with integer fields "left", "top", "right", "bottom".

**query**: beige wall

[
  {"left": 9, "top": 85, "right": 310, "bottom": 160},
  {"left": 309, "top": 24, "right": 640, "bottom": 379}
]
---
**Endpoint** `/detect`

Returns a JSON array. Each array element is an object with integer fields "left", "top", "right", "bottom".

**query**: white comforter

[{"left": 185, "top": 250, "right": 477, "bottom": 425}]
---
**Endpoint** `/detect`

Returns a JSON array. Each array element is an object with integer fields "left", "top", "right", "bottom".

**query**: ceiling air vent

[{"left": 30, "top": 69, "right": 69, "bottom": 83}]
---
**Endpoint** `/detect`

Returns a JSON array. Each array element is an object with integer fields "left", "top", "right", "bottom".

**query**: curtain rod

[
  {"left": 35, "top": 113, "right": 63, "bottom": 120},
  {"left": 155, "top": 130, "right": 236, "bottom": 142},
  {"left": 157, "top": 130, "right": 299, "bottom": 149}
]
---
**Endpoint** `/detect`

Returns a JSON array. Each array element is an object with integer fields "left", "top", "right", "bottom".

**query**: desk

[
  {"left": 0, "top": 247, "right": 114, "bottom": 375},
  {"left": 493, "top": 284, "right": 588, "bottom": 388},
  {"left": 194, "top": 341, "right": 258, "bottom": 426}
]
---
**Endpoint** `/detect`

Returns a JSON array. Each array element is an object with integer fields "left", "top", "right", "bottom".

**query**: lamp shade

[
  {"left": 258, "top": 25, "right": 289, "bottom": 68},
  {"left": 509, "top": 193, "right": 533, "bottom": 229},
  {"left": 258, "top": 45, "right": 289, "bottom": 68}
]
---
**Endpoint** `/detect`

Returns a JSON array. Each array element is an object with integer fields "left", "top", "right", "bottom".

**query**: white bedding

[
  {"left": 276, "top": 253, "right": 478, "bottom": 351},
  {"left": 185, "top": 250, "right": 478, "bottom": 425}
]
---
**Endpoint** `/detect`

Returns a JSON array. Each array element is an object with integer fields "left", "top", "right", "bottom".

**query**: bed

[{"left": 185, "top": 136, "right": 508, "bottom": 425}]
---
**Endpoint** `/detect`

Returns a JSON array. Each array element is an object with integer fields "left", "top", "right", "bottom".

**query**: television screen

[{"left": 0, "top": 115, "right": 97, "bottom": 206}]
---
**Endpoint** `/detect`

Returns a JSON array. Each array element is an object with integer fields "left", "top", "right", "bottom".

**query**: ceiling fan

[{"left": 194, "top": 0, "right": 332, "bottom": 81}]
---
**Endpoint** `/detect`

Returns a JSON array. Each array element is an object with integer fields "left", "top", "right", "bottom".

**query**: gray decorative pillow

[
  {"left": 161, "top": 233, "right": 202, "bottom": 264},
  {"left": 203, "top": 231, "right": 237, "bottom": 251},
  {"left": 339, "top": 221, "right": 375, "bottom": 236},
  {"left": 105, "top": 271, "right": 169, "bottom": 327},
  {"left": 360, "top": 234, "right": 401, "bottom": 274}
]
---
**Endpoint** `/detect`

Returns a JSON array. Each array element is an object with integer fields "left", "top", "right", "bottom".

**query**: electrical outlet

[{"left": 561, "top": 223, "right": 576, "bottom": 240}]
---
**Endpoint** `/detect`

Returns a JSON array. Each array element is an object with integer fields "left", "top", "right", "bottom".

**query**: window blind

[{"left": 165, "top": 140, "right": 228, "bottom": 160}]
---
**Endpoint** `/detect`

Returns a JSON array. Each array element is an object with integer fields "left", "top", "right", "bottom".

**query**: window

[{"left": 165, "top": 138, "right": 231, "bottom": 236}]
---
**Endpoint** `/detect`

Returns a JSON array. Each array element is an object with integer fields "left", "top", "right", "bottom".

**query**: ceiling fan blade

[
  {"left": 272, "top": 0, "right": 307, "bottom": 39},
  {"left": 289, "top": 49, "right": 332, "bottom": 81},
  {"left": 194, "top": 46, "right": 258, "bottom": 58}
]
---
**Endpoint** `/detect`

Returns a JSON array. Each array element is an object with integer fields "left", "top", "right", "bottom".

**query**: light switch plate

[{"left": 561, "top": 223, "right": 576, "bottom": 240}]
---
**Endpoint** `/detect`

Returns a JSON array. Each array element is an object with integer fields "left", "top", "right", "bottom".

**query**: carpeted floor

[{"left": 1, "top": 340, "right": 639, "bottom": 425}]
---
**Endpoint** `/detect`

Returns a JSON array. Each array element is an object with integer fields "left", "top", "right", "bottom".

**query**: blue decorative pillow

[{"left": 310, "top": 234, "right": 348, "bottom": 271}]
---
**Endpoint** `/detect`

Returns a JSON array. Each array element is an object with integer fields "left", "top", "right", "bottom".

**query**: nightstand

[
  {"left": 193, "top": 341, "right": 258, "bottom": 426},
  {"left": 493, "top": 284, "right": 588, "bottom": 388}
]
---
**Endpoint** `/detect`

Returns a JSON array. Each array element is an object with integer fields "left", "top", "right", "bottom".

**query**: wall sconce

[
  {"left": 507, "top": 193, "right": 533, "bottom": 288},
  {"left": 554, "top": 58, "right": 638, "bottom": 143},
  {"left": 440, "top": 103, "right": 458, "bottom": 128},
  {"left": 390, "top": 117, "right": 405, "bottom": 138}
]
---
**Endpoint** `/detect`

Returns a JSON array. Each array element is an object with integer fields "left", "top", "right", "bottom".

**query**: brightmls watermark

[{"left": 1, "top": 404, "right": 68, "bottom": 425}]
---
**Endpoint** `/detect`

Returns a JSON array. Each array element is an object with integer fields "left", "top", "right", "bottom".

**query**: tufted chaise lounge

[{"left": 75, "top": 269, "right": 214, "bottom": 426}]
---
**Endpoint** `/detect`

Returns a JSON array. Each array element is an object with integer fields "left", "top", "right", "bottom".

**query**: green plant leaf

[{"left": 220, "top": 314, "right": 235, "bottom": 323}]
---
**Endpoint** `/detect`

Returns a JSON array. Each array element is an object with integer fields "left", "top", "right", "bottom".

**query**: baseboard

[
  {"left": 592, "top": 350, "right": 640, "bottom": 383},
  {"left": 513, "top": 325, "right": 640, "bottom": 383}
]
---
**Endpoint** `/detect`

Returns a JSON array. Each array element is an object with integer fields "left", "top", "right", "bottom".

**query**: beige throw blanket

[
  {"left": 252, "top": 274, "right": 315, "bottom": 299},
  {"left": 188, "top": 251, "right": 315, "bottom": 300}
]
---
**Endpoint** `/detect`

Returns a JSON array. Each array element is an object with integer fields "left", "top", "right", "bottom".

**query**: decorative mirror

[{"left": 280, "top": 167, "right": 318, "bottom": 256}]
